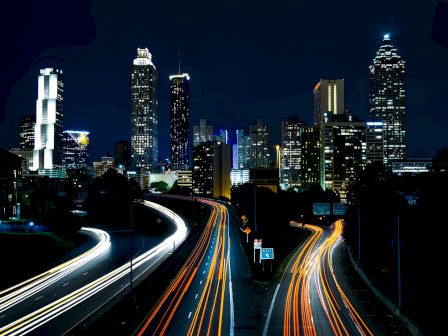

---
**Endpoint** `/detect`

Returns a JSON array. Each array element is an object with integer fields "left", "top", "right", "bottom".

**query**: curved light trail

[
  {"left": 283, "top": 220, "right": 374, "bottom": 336},
  {"left": 135, "top": 198, "right": 231, "bottom": 336},
  {"left": 0, "top": 227, "right": 110, "bottom": 313},
  {"left": 0, "top": 200, "right": 188, "bottom": 336}
]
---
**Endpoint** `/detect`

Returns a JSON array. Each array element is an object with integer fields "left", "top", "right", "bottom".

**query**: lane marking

[
  {"left": 195, "top": 294, "right": 198, "bottom": 299},
  {"left": 200, "top": 280, "right": 203, "bottom": 285},
  {"left": 83, "top": 272, "right": 88, "bottom": 276},
  {"left": 188, "top": 311, "right": 192, "bottom": 319},
  {"left": 262, "top": 284, "right": 281, "bottom": 336},
  {"left": 62, "top": 282, "right": 70, "bottom": 287},
  {"left": 203, "top": 270, "right": 205, "bottom": 274},
  {"left": 34, "top": 295, "right": 44, "bottom": 301}
]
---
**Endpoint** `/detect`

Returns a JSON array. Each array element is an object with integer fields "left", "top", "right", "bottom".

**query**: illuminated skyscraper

[
  {"left": 131, "top": 48, "right": 158, "bottom": 172},
  {"left": 249, "top": 119, "right": 270, "bottom": 168},
  {"left": 313, "top": 79, "right": 344, "bottom": 125},
  {"left": 32, "top": 68, "right": 64, "bottom": 176},
  {"left": 20, "top": 115, "right": 35, "bottom": 150},
  {"left": 170, "top": 73, "right": 190, "bottom": 170},
  {"left": 369, "top": 34, "right": 406, "bottom": 164},
  {"left": 192, "top": 141, "right": 213, "bottom": 196},
  {"left": 193, "top": 119, "right": 214, "bottom": 147},
  {"left": 63, "top": 130, "right": 89, "bottom": 170},
  {"left": 281, "top": 118, "right": 303, "bottom": 189},
  {"left": 236, "top": 130, "right": 251, "bottom": 169},
  {"left": 300, "top": 126, "right": 321, "bottom": 187}
]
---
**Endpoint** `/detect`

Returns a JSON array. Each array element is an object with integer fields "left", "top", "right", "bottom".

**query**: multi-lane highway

[
  {"left": 135, "top": 198, "right": 234, "bottom": 336},
  {"left": 0, "top": 200, "right": 188, "bottom": 336},
  {"left": 265, "top": 220, "right": 375, "bottom": 336}
]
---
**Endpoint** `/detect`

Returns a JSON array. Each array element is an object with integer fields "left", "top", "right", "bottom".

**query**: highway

[
  {"left": 135, "top": 198, "right": 234, "bottom": 336},
  {"left": 264, "top": 220, "right": 375, "bottom": 336},
  {"left": 0, "top": 200, "right": 188, "bottom": 336}
]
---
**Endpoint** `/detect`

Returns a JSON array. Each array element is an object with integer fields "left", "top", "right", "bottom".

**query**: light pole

[
  {"left": 397, "top": 212, "right": 401, "bottom": 309},
  {"left": 358, "top": 207, "right": 361, "bottom": 264}
]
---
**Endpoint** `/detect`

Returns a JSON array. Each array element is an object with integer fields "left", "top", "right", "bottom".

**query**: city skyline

[{"left": 0, "top": 1, "right": 446, "bottom": 161}]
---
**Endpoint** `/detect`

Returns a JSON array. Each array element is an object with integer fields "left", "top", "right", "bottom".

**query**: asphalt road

[{"left": 0, "top": 200, "right": 188, "bottom": 336}]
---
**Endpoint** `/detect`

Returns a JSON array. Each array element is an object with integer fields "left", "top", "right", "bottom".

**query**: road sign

[
  {"left": 253, "top": 239, "right": 262, "bottom": 250},
  {"left": 241, "top": 215, "right": 249, "bottom": 225},
  {"left": 244, "top": 227, "right": 251, "bottom": 235},
  {"left": 313, "top": 203, "right": 330, "bottom": 216},
  {"left": 333, "top": 203, "right": 347, "bottom": 215},
  {"left": 260, "top": 248, "right": 274, "bottom": 260}
]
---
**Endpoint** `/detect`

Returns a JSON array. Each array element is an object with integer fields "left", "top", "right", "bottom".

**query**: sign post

[
  {"left": 253, "top": 239, "right": 262, "bottom": 263},
  {"left": 260, "top": 248, "right": 274, "bottom": 271},
  {"left": 243, "top": 227, "right": 251, "bottom": 243}
]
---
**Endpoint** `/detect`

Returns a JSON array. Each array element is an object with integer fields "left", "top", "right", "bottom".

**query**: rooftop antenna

[{"left": 178, "top": 51, "right": 181, "bottom": 74}]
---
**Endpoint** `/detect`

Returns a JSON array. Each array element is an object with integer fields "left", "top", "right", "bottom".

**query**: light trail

[
  {"left": 0, "top": 200, "right": 188, "bottom": 336},
  {"left": 135, "top": 198, "right": 231, "bottom": 336},
  {"left": 283, "top": 220, "right": 374, "bottom": 336},
  {"left": 0, "top": 227, "right": 111, "bottom": 313}
]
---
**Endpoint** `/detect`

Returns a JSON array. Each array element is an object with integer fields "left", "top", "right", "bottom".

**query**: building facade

[
  {"left": 32, "top": 68, "right": 64, "bottom": 175},
  {"left": 236, "top": 130, "right": 251, "bottom": 169},
  {"left": 213, "top": 142, "right": 232, "bottom": 199},
  {"left": 366, "top": 121, "right": 384, "bottom": 165},
  {"left": 192, "top": 142, "right": 214, "bottom": 196},
  {"left": 300, "top": 126, "right": 321, "bottom": 187},
  {"left": 131, "top": 48, "right": 158, "bottom": 172},
  {"left": 170, "top": 74, "right": 190, "bottom": 170},
  {"left": 63, "top": 131, "right": 89, "bottom": 170},
  {"left": 281, "top": 118, "right": 303, "bottom": 189},
  {"left": 313, "top": 79, "right": 344, "bottom": 125},
  {"left": 193, "top": 119, "right": 214, "bottom": 147},
  {"left": 249, "top": 119, "right": 270, "bottom": 168},
  {"left": 369, "top": 34, "right": 406, "bottom": 164},
  {"left": 20, "top": 115, "right": 35, "bottom": 150},
  {"left": 114, "top": 140, "right": 131, "bottom": 169}
]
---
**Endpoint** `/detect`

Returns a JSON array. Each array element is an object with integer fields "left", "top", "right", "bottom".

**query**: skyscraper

[
  {"left": 369, "top": 34, "right": 406, "bottom": 164},
  {"left": 193, "top": 119, "right": 214, "bottom": 147},
  {"left": 114, "top": 140, "right": 131, "bottom": 169},
  {"left": 20, "top": 115, "right": 35, "bottom": 150},
  {"left": 235, "top": 130, "right": 251, "bottom": 169},
  {"left": 131, "top": 48, "right": 158, "bottom": 172},
  {"left": 170, "top": 73, "right": 190, "bottom": 170},
  {"left": 213, "top": 142, "right": 232, "bottom": 199},
  {"left": 281, "top": 118, "right": 303, "bottom": 189},
  {"left": 249, "top": 119, "right": 270, "bottom": 168},
  {"left": 366, "top": 121, "right": 384, "bottom": 165},
  {"left": 63, "top": 130, "right": 89, "bottom": 170},
  {"left": 313, "top": 79, "right": 344, "bottom": 125},
  {"left": 321, "top": 119, "right": 366, "bottom": 202},
  {"left": 300, "top": 126, "right": 321, "bottom": 187},
  {"left": 192, "top": 141, "right": 213, "bottom": 197},
  {"left": 32, "top": 68, "right": 64, "bottom": 176}
]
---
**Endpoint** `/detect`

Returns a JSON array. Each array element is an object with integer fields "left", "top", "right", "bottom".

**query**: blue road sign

[
  {"left": 313, "top": 203, "right": 330, "bottom": 216},
  {"left": 333, "top": 203, "right": 347, "bottom": 215},
  {"left": 260, "top": 248, "right": 274, "bottom": 260}
]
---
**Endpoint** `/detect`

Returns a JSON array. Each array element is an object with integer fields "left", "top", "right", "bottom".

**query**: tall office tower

[
  {"left": 215, "top": 129, "right": 228, "bottom": 144},
  {"left": 281, "top": 118, "right": 303, "bottom": 189},
  {"left": 369, "top": 34, "right": 406, "bottom": 164},
  {"left": 236, "top": 130, "right": 251, "bottom": 169},
  {"left": 114, "top": 140, "right": 131, "bottom": 169},
  {"left": 170, "top": 73, "right": 190, "bottom": 170},
  {"left": 32, "top": 68, "right": 64, "bottom": 176},
  {"left": 62, "top": 130, "right": 89, "bottom": 170},
  {"left": 193, "top": 119, "right": 214, "bottom": 147},
  {"left": 300, "top": 126, "right": 321, "bottom": 186},
  {"left": 321, "top": 119, "right": 366, "bottom": 202},
  {"left": 192, "top": 141, "right": 213, "bottom": 196},
  {"left": 20, "top": 115, "right": 35, "bottom": 149},
  {"left": 249, "top": 119, "right": 270, "bottom": 168},
  {"left": 131, "top": 48, "right": 158, "bottom": 172},
  {"left": 213, "top": 142, "right": 232, "bottom": 199},
  {"left": 313, "top": 79, "right": 344, "bottom": 125},
  {"left": 366, "top": 121, "right": 384, "bottom": 165}
]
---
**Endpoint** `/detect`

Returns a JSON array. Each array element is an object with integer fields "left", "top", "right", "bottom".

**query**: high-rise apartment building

[
  {"left": 193, "top": 119, "right": 214, "bottom": 147},
  {"left": 321, "top": 119, "right": 366, "bottom": 202},
  {"left": 281, "top": 118, "right": 303, "bottom": 188},
  {"left": 249, "top": 119, "right": 270, "bottom": 168},
  {"left": 192, "top": 141, "right": 213, "bottom": 196},
  {"left": 63, "top": 130, "right": 89, "bottom": 170},
  {"left": 20, "top": 115, "right": 35, "bottom": 150},
  {"left": 369, "top": 34, "right": 406, "bottom": 164},
  {"left": 32, "top": 68, "right": 64, "bottom": 176},
  {"left": 313, "top": 79, "right": 344, "bottom": 125},
  {"left": 131, "top": 48, "right": 158, "bottom": 172},
  {"left": 300, "top": 126, "right": 321, "bottom": 187},
  {"left": 170, "top": 73, "right": 190, "bottom": 170}
]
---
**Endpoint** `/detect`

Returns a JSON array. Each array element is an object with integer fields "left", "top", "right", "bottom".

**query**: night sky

[{"left": 1, "top": 0, "right": 447, "bottom": 161}]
